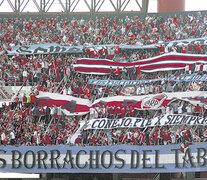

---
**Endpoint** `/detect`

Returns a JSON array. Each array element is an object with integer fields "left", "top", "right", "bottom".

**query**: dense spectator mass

[{"left": 0, "top": 11, "right": 207, "bottom": 147}]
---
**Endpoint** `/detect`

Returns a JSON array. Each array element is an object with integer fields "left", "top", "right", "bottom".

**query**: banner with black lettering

[
  {"left": 89, "top": 73, "right": 207, "bottom": 86},
  {"left": 7, "top": 37, "right": 207, "bottom": 55},
  {"left": 0, "top": 143, "right": 207, "bottom": 173},
  {"left": 74, "top": 53, "right": 207, "bottom": 74},
  {"left": 85, "top": 114, "right": 207, "bottom": 130},
  {"left": 7, "top": 43, "right": 83, "bottom": 55}
]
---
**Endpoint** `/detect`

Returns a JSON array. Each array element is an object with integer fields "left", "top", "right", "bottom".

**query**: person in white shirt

[
  {"left": 66, "top": 67, "right": 71, "bottom": 77},
  {"left": 195, "top": 63, "right": 201, "bottom": 73},
  {"left": 169, "top": 106, "right": 174, "bottom": 114},
  {"left": 63, "top": 87, "right": 67, "bottom": 95},
  {"left": 136, "top": 85, "right": 141, "bottom": 95},
  {"left": 80, "top": 18, "right": 85, "bottom": 26},
  {"left": 145, "top": 85, "right": 150, "bottom": 95},
  {"left": 126, "top": 130, "right": 132, "bottom": 144},
  {"left": 57, "top": 106, "right": 62, "bottom": 120},
  {"left": 185, "top": 64, "right": 191, "bottom": 74},
  {"left": 22, "top": 69, "right": 28, "bottom": 82},
  {"left": 166, "top": 106, "right": 174, "bottom": 114},
  {"left": 149, "top": 84, "right": 154, "bottom": 94},
  {"left": 1, "top": 131, "right": 5, "bottom": 145},
  {"left": 10, "top": 130, "right": 15, "bottom": 145},
  {"left": 165, "top": 106, "right": 170, "bottom": 114},
  {"left": 98, "top": 87, "right": 103, "bottom": 98},
  {"left": 90, "top": 108, "right": 95, "bottom": 119},
  {"left": 121, "top": 25, "right": 126, "bottom": 34},
  {"left": 33, "top": 130, "right": 40, "bottom": 145},
  {"left": 50, "top": 106, "right": 55, "bottom": 118},
  {"left": 67, "top": 86, "right": 73, "bottom": 95},
  {"left": 11, "top": 93, "right": 16, "bottom": 102},
  {"left": 203, "top": 63, "right": 207, "bottom": 73},
  {"left": 186, "top": 104, "right": 193, "bottom": 115},
  {"left": 140, "top": 85, "right": 145, "bottom": 95},
  {"left": 170, "top": 132, "right": 176, "bottom": 144},
  {"left": 178, "top": 103, "right": 183, "bottom": 114}
]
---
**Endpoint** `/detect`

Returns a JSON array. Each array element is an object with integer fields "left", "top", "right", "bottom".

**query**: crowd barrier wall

[{"left": 0, "top": 143, "right": 206, "bottom": 173}]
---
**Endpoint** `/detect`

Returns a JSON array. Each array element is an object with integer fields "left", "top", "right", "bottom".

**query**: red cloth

[{"left": 31, "top": 95, "right": 37, "bottom": 103}]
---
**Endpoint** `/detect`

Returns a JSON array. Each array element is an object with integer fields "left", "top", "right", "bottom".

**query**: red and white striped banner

[
  {"left": 36, "top": 92, "right": 91, "bottom": 116},
  {"left": 36, "top": 91, "right": 207, "bottom": 116},
  {"left": 73, "top": 53, "right": 207, "bottom": 74}
]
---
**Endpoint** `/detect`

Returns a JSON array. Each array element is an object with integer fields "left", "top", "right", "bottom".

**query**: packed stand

[
  {"left": 0, "top": 12, "right": 207, "bottom": 50},
  {"left": 0, "top": 12, "right": 207, "bottom": 147}
]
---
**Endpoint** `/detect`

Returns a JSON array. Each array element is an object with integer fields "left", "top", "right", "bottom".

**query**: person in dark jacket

[{"left": 33, "top": 106, "right": 40, "bottom": 123}]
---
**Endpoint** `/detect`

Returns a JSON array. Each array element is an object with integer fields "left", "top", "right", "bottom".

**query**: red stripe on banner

[
  {"left": 141, "top": 63, "right": 186, "bottom": 69},
  {"left": 92, "top": 99, "right": 172, "bottom": 110},
  {"left": 160, "top": 99, "right": 172, "bottom": 107},
  {"left": 36, "top": 92, "right": 207, "bottom": 116},
  {"left": 76, "top": 55, "right": 207, "bottom": 67},
  {"left": 37, "top": 99, "right": 90, "bottom": 113},
  {"left": 75, "top": 67, "right": 111, "bottom": 73},
  {"left": 74, "top": 63, "right": 186, "bottom": 73},
  {"left": 189, "top": 97, "right": 207, "bottom": 104}
]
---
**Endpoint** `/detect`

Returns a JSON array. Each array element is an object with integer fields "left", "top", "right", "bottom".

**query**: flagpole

[{"left": 44, "top": 117, "right": 54, "bottom": 136}]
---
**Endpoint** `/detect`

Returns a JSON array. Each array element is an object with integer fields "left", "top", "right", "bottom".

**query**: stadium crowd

[
  {"left": 0, "top": 12, "right": 207, "bottom": 147},
  {"left": 0, "top": 12, "right": 207, "bottom": 49},
  {"left": 1, "top": 11, "right": 207, "bottom": 87},
  {"left": 0, "top": 91, "right": 206, "bottom": 146}
]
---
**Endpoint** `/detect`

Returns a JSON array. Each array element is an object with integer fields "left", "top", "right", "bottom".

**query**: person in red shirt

[
  {"left": 195, "top": 43, "right": 202, "bottom": 54},
  {"left": 136, "top": 66, "right": 141, "bottom": 80},
  {"left": 115, "top": 46, "right": 120, "bottom": 54},
  {"left": 41, "top": 135, "right": 46, "bottom": 145},
  {"left": 30, "top": 93, "right": 37, "bottom": 105},
  {"left": 187, "top": 43, "right": 192, "bottom": 53},
  {"left": 85, "top": 87, "right": 91, "bottom": 99},
  {"left": 22, "top": 106, "right": 26, "bottom": 120},
  {"left": 115, "top": 106, "right": 122, "bottom": 118},
  {"left": 115, "top": 67, "right": 121, "bottom": 80},
  {"left": 23, "top": 94, "right": 27, "bottom": 105},
  {"left": 156, "top": 45, "right": 165, "bottom": 54},
  {"left": 43, "top": 85, "right": 47, "bottom": 92},
  {"left": 181, "top": 44, "right": 186, "bottom": 53},
  {"left": 194, "top": 104, "right": 201, "bottom": 116},
  {"left": 139, "top": 132, "right": 145, "bottom": 145},
  {"left": 152, "top": 131, "right": 158, "bottom": 145},
  {"left": 88, "top": 135, "right": 93, "bottom": 146},
  {"left": 129, "top": 106, "right": 135, "bottom": 117},
  {"left": 163, "top": 130, "right": 169, "bottom": 145},
  {"left": 45, "top": 134, "right": 51, "bottom": 145},
  {"left": 121, "top": 106, "right": 126, "bottom": 118}
]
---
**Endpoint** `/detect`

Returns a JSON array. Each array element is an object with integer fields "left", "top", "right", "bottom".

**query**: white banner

[
  {"left": 92, "top": 91, "right": 207, "bottom": 110},
  {"left": 35, "top": 91, "right": 207, "bottom": 116},
  {"left": 85, "top": 114, "right": 207, "bottom": 130},
  {"left": 36, "top": 92, "right": 91, "bottom": 116}
]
